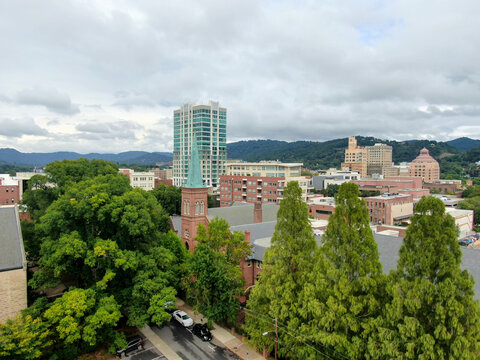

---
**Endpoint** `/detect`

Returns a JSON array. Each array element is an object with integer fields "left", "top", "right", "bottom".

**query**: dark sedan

[{"left": 192, "top": 323, "right": 213, "bottom": 341}]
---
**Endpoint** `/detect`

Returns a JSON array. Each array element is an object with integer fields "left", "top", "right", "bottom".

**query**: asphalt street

[
  {"left": 123, "top": 338, "right": 166, "bottom": 360},
  {"left": 152, "top": 320, "right": 239, "bottom": 360}
]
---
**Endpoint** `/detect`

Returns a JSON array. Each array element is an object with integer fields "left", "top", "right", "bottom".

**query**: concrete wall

[{"left": 0, "top": 268, "right": 27, "bottom": 323}]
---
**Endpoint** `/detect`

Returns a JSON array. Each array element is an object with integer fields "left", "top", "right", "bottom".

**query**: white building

[{"left": 119, "top": 169, "right": 155, "bottom": 191}]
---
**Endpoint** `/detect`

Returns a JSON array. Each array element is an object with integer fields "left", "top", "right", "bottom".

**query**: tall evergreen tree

[
  {"left": 300, "top": 182, "right": 384, "bottom": 359},
  {"left": 244, "top": 181, "right": 317, "bottom": 359},
  {"left": 371, "top": 196, "right": 480, "bottom": 359}
]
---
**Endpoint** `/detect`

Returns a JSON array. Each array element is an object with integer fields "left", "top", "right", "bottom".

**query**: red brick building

[
  {"left": 0, "top": 176, "right": 20, "bottom": 206},
  {"left": 365, "top": 193, "right": 413, "bottom": 225},
  {"left": 219, "top": 175, "right": 282, "bottom": 206}
]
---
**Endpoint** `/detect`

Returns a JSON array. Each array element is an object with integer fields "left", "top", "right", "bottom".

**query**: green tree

[
  {"left": 188, "top": 219, "right": 251, "bottom": 323},
  {"left": 0, "top": 313, "right": 52, "bottom": 360},
  {"left": 244, "top": 181, "right": 317, "bottom": 358},
  {"left": 29, "top": 174, "right": 178, "bottom": 329},
  {"left": 300, "top": 182, "right": 384, "bottom": 359},
  {"left": 150, "top": 184, "right": 182, "bottom": 215},
  {"left": 45, "top": 158, "right": 118, "bottom": 189},
  {"left": 20, "top": 174, "right": 59, "bottom": 221},
  {"left": 371, "top": 196, "right": 480, "bottom": 359}
]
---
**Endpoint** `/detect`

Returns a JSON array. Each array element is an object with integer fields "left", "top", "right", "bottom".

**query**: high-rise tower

[{"left": 173, "top": 101, "right": 227, "bottom": 188}]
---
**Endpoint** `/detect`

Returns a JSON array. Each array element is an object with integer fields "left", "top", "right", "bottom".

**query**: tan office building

[
  {"left": 366, "top": 143, "right": 393, "bottom": 176},
  {"left": 341, "top": 136, "right": 368, "bottom": 177}
]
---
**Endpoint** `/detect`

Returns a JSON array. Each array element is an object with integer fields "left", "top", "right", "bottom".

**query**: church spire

[{"left": 184, "top": 133, "right": 205, "bottom": 188}]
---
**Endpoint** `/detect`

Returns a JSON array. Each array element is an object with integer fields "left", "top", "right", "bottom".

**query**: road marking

[{"left": 208, "top": 344, "right": 216, "bottom": 351}]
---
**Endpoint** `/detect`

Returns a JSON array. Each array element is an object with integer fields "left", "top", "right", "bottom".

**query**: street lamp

[{"left": 262, "top": 318, "right": 278, "bottom": 360}]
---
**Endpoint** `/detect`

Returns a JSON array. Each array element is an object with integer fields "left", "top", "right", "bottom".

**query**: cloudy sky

[{"left": 1, "top": 0, "right": 479, "bottom": 154}]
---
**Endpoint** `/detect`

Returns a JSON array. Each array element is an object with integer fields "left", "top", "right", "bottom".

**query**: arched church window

[
  {"left": 195, "top": 202, "right": 199, "bottom": 215},
  {"left": 200, "top": 201, "right": 204, "bottom": 215}
]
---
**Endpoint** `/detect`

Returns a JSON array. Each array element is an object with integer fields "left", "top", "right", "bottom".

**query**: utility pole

[{"left": 274, "top": 317, "right": 278, "bottom": 360}]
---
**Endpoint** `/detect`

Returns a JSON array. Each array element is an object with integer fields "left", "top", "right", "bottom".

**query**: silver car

[{"left": 172, "top": 310, "right": 194, "bottom": 327}]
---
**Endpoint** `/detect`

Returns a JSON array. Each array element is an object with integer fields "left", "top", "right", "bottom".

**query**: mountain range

[
  {"left": 0, "top": 148, "right": 173, "bottom": 167},
  {"left": 0, "top": 137, "right": 478, "bottom": 169}
]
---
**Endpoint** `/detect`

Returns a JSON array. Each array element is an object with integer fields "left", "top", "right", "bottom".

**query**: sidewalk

[
  {"left": 176, "top": 300, "right": 265, "bottom": 360},
  {"left": 140, "top": 324, "right": 182, "bottom": 360}
]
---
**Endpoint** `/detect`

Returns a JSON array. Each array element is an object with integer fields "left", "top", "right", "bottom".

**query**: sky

[{"left": 1, "top": 0, "right": 479, "bottom": 154}]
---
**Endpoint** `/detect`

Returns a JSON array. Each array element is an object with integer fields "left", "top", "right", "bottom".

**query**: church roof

[
  {"left": 183, "top": 134, "right": 205, "bottom": 188},
  {"left": 208, "top": 203, "right": 279, "bottom": 227}
]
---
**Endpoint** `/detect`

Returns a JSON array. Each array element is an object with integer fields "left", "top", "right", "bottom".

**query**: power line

[{"left": 242, "top": 307, "right": 352, "bottom": 360}]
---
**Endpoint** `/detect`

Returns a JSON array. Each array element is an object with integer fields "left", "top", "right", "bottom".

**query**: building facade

[
  {"left": 0, "top": 175, "right": 20, "bottom": 205},
  {"left": 219, "top": 174, "right": 312, "bottom": 206},
  {"left": 341, "top": 136, "right": 368, "bottom": 177},
  {"left": 119, "top": 169, "right": 155, "bottom": 190},
  {"left": 409, "top": 148, "right": 440, "bottom": 182},
  {"left": 365, "top": 143, "right": 394, "bottom": 176},
  {"left": 173, "top": 101, "right": 227, "bottom": 188},
  {"left": 220, "top": 161, "right": 311, "bottom": 205},
  {"left": 365, "top": 193, "right": 414, "bottom": 225}
]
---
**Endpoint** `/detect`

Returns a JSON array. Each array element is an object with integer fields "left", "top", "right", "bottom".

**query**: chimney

[
  {"left": 244, "top": 230, "right": 251, "bottom": 243},
  {"left": 254, "top": 202, "right": 262, "bottom": 224}
]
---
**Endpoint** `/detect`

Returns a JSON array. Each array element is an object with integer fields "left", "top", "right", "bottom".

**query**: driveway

[{"left": 152, "top": 320, "right": 238, "bottom": 360}]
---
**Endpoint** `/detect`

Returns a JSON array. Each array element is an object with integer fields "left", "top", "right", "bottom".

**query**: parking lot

[{"left": 123, "top": 339, "right": 166, "bottom": 360}]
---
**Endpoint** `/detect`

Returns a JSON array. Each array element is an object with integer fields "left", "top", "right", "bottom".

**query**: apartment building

[
  {"left": 225, "top": 161, "right": 302, "bottom": 178},
  {"left": 219, "top": 174, "right": 312, "bottom": 206},
  {"left": 173, "top": 101, "right": 227, "bottom": 188},
  {"left": 409, "top": 148, "right": 440, "bottom": 182}
]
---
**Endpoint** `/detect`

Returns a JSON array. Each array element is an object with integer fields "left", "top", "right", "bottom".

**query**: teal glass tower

[{"left": 173, "top": 101, "right": 227, "bottom": 188}]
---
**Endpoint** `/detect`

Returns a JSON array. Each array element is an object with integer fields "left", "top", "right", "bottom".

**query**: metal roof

[{"left": 0, "top": 206, "right": 25, "bottom": 272}]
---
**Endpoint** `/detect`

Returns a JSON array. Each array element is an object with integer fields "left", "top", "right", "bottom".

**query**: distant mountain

[
  {"left": 446, "top": 137, "right": 480, "bottom": 151},
  {"left": 227, "top": 137, "right": 461, "bottom": 170},
  {"left": 0, "top": 148, "right": 173, "bottom": 167}
]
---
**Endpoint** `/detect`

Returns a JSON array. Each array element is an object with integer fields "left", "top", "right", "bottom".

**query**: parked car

[
  {"left": 116, "top": 335, "right": 145, "bottom": 358},
  {"left": 459, "top": 239, "right": 470, "bottom": 246},
  {"left": 192, "top": 323, "right": 213, "bottom": 341},
  {"left": 172, "top": 310, "right": 194, "bottom": 327}
]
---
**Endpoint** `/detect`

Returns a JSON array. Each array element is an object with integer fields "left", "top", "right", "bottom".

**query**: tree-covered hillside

[{"left": 227, "top": 137, "right": 462, "bottom": 171}]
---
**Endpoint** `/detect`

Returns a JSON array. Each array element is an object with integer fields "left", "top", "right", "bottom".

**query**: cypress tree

[
  {"left": 372, "top": 196, "right": 480, "bottom": 359},
  {"left": 300, "top": 182, "right": 384, "bottom": 359},
  {"left": 244, "top": 181, "right": 317, "bottom": 359}
]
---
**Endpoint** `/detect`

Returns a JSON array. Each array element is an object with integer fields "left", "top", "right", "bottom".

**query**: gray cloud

[
  {"left": 0, "top": 117, "right": 49, "bottom": 137},
  {"left": 0, "top": 0, "right": 480, "bottom": 153},
  {"left": 15, "top": 87, "right": 80, "bottom": 115}
]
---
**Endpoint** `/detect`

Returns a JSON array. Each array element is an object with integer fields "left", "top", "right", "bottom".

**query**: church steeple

[
  {"left": 184, "top": 133, "right": 205, "bottom": 189},
  {"left": 181, "top": 132, "right": 209, "bottom": 252}
]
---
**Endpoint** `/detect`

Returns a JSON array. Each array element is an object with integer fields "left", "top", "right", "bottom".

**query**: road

[
  {"left": 152, "top": 320, "right": 239, "bottom": 360},
  {"left": 123, "top": 338, "right": 165, "bottom": 360}
]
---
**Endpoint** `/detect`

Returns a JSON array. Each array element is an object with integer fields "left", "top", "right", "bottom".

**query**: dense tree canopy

[
  {"left": 2, "top": 159, "right": 189, "bottom": 359},
  {"left": 371, "top": 197, "right": 480, "bottom": 359},
  {"left": 150, "top": 184, "right": 182, "bottom": 215}
]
